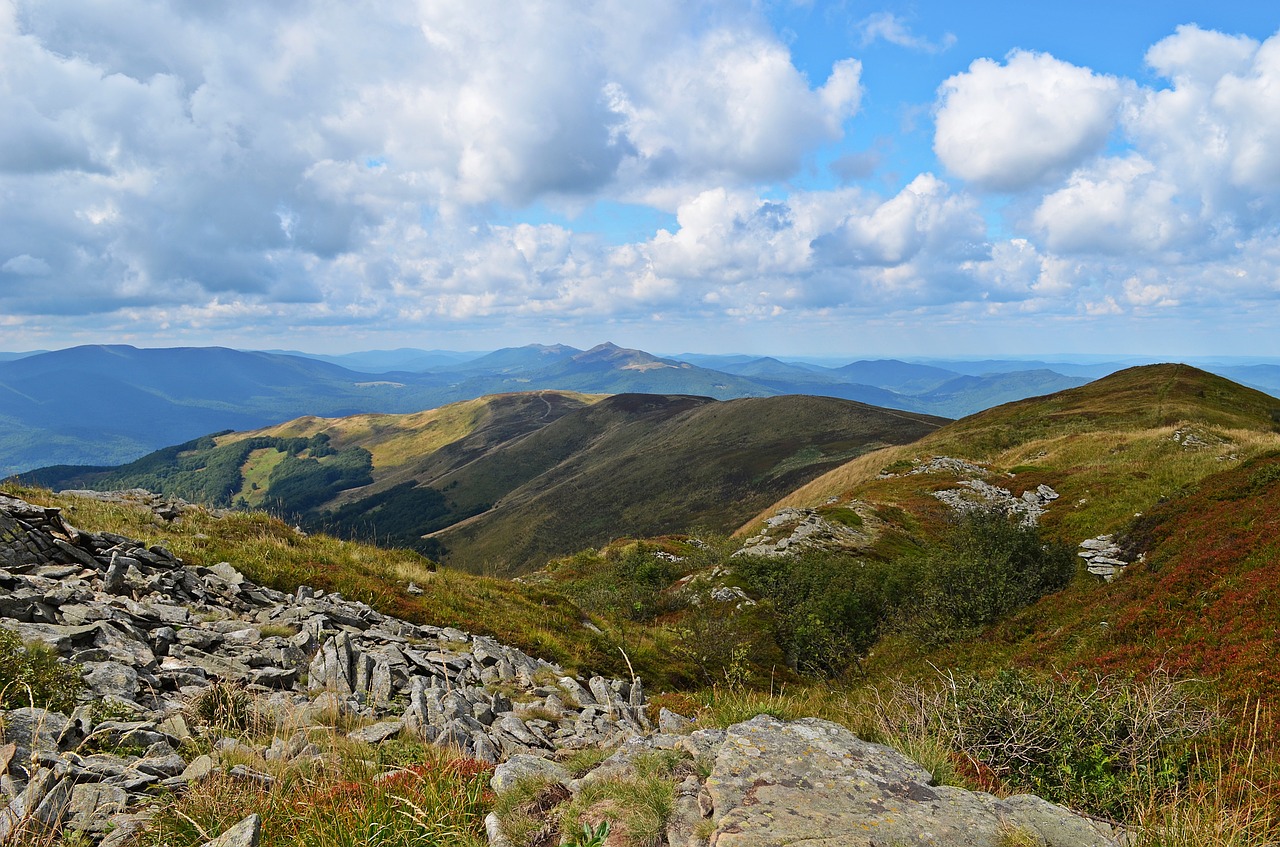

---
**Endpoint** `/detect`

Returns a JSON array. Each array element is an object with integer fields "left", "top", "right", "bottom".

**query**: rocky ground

[{"left": 1, "top": 492, "right": 1128, "bottom": 846}]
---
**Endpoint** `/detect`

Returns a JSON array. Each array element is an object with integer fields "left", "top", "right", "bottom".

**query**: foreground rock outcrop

[
  {"left": 488, "top": 713, "right": 1126, "bottom": 847},
  {"left": 0, "top": 492, "right": 646, "bottom": 842}
]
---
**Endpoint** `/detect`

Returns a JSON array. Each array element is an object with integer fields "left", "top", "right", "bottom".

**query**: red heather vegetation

[{"left": 993, "top": 451, "right": 1280, "bottom": 718}]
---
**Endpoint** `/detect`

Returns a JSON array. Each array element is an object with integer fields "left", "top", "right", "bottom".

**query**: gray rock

[
  {"left": 703, "top": 715, "right": 1119, "bottom": 847},
  {"left": 83, "top": 661, "right": 140, "bottom": 699},
  {"left": 490, "top": 754, "right": 572, "bottom": 793},
  {"left": 666, "top": 775, "right": 704, "bottom": 847},
  {"left": 201, "top": 813, "right": 262, "bottom": 847},
  {"left": 658, "top": 707, "right": 694, "bottom": 735},
  {"left": 64, "top": 783, "right": 130, "bottom": 834},
  {"left": 484, "top": 812, "right": 515, "bottom": 847},
  {"left": 136, "top": 751, "right": 187, "bottom": 777},
  {"left": 0, "top": 767, "right": 58, "bottom": 841},
  {"left": 309, "top": 632, "right": 358, "bottom": 695},
  {"left": 1, "top": 708, "right": 70, "bottom": 769},
  {"left": 347, "top": 720, "right": 405, "bottom": 745},
  {"left": 175, "top": 754, "right": 216, "bottom": 784},
  {"left": 98, "top": 812, "right": 154, "bottom": 847}
]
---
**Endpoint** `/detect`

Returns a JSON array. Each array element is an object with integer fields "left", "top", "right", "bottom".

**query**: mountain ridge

[
  {"left": 17, "top": 390, "right": 948, "bottom": 575},
  {"left": 0, "top": 343, "right": 1107, "bottom": 476}
]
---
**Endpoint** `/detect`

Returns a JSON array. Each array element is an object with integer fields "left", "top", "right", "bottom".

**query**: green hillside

[
  {"left": 419, "top": 393, "right": 946, "bottom": 574},
  {"left": 751, "top": 363, "right": 1280, "bottom": 546},
  {"left": 24, "top": 390, "right": 946, "bottom": 574}
]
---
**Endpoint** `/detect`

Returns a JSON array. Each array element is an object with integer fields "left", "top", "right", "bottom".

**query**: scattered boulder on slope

[{"left": 735, "top": 500, "right": 879, "bottom": 559}]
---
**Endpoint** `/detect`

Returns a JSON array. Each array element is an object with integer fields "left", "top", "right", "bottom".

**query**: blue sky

[{"left": 2, "top": 1, "right": 1279, "bottom": 357}]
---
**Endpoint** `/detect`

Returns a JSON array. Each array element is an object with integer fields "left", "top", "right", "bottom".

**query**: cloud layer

[{"left": 1, "top": 4, "right": 1278, "bottom": 352}]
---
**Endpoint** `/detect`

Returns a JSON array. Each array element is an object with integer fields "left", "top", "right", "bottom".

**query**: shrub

[
  {"left": 735, "top": 551, "right": 911, "bottom": 676},
  {"left": 552, "top": 543, "right": 685, "bottom": 623},
  {"left": 907, "top": 668, "right": 1219, "bottom": 819},
  {"left": 0, "top": 629, "right": 83, "bottom": 713},
  {"left": 907, "top": 508, "right": 1075, "bottom": 644},
  {"left": 186, "top": 681, "right": 261, "bottom": 734}
]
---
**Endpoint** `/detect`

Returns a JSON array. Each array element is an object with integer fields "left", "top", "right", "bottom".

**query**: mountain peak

[{"left": 574, "top": 342, "right": 662, "bottom": 364}]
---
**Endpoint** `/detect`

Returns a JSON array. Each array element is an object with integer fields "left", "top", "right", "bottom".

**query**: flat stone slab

[{"left": 704, "top": 715, "right": 1119, "bottom": 847}]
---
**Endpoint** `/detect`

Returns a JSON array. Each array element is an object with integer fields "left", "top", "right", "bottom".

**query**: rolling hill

[
  {"left": 420, "top": 393, "right": 947, "bottom": 574},
  {"left": 745, "top": 363, "right": 1280, "bottom": 554},
  {"left": 21, "top": 390, "right": 947, "bottom": 574},
  {"left": 1, "top": 342, "right": 1106, "bottom": 476}
]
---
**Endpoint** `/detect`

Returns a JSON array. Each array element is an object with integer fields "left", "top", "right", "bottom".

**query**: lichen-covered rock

[
  {"left": 490, "top": 754, "right": 572, "bottom": 793},
  {"left": 703, "top": 715, "right": 1119, "bottom": 847},
  {"left": 200, "top": 813, "right": 261, "bottom": 847}
]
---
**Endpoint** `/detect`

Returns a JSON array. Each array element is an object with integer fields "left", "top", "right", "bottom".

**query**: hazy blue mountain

[
  {"left": 434, "top": 343, "right": 583, "bottom": 374},
  {"left": 0, "top": 345, "right": 451, "bottom": 476},
  {"left": 1211, "top": 365, "right": 1280, "bottom": 397},
  {"left": 715, "top": 357, "right": 839, "bottom": 380},
  {"left": 667, "top": 352, "right": 761, "bottom": 369},
  {"left": 2, "top": 342, "right": 1175, "bottom": 478},
  {"left": 832, "top": 360, "right": 962, "bottom": 394},
  {"left": 913, "top": 369, "right": 1092, "bottom": 418},
  {"left": 427, "top": 343, "right": 776, "bottom": 400},
  {"left": 909, "top": 358, "right": 1131, "bottom": 380},
  {"left": 270, "top": 348, "right": 484, "bottom": 373}
]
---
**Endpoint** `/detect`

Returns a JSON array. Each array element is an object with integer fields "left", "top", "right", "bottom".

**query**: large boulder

[{"left": 704, "top": 715, "right": 1120, "bottom": 847}]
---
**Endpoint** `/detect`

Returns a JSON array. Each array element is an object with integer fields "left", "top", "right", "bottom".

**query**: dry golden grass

[
  {"left": 737, "top": 420, "right": 1280, "bottom": 547},
  {"left": 735, "top": 443, "right": 917, "bottom": 533}
]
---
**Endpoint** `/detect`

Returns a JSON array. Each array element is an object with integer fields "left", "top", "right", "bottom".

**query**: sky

[{"left": 2, "top": 1, "right": 1279, "bottom": 358}]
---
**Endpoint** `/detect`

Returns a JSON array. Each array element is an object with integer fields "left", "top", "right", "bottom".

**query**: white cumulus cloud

[{"left": 934, "top": 50, "right": 1123, "bottom": 191}]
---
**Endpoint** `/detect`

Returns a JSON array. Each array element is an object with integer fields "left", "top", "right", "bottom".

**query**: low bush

[
  {"left": 735, "top": 551, "right": 914, "bottom": 677},
  {"left": 906, "top": 508, "right": 1076, "bottom": 644},
  {"left": 896, "top": 668, "right": 1219, "bottom": 819},
  {"left": 186, "top": 681, "right": 263, "bottom": 735},
  {"left": 0, "top": 629, "right": 83, "bottom": 713}
]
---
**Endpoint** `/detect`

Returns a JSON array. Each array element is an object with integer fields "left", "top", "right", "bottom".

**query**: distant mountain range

[{"left": 5, "top": 341, "right": 1280, "bottom": 478}]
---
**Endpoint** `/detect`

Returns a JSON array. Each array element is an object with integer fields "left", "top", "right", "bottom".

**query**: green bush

[
  {"left": 908, "top": 508, "right": 1075, "bottom": 643},
  {"left": 735, "top": 552, "right": 913, "bottom": 676},
  {"left": 0, "top": 629, "right": 83, "bottom": 713},
  {"left": 553, "top": 543, "right": 685, "bottom": 623}
]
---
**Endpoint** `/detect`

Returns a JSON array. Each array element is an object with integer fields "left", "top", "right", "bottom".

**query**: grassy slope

[
  {"left": 432, "top": 394, "right": 947, "bottom": 575},
  {"left": 745, "top": 364, "right": 1280, "bottom": 547},
  {"left": 219, "top": 390, "right": 604, "bottom": 504},
  {"left": 894, "top": 450, "right": 1280, "bottom": 713}
]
